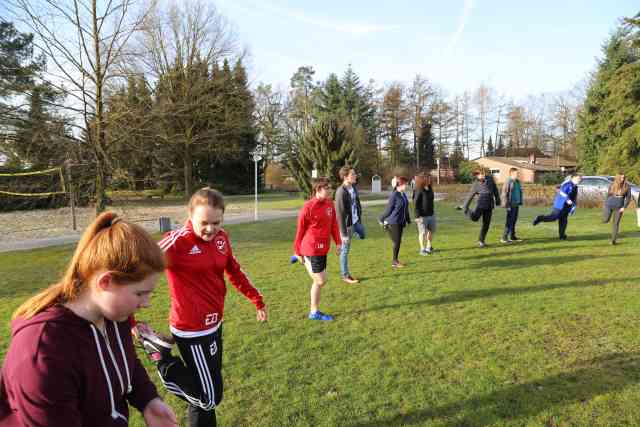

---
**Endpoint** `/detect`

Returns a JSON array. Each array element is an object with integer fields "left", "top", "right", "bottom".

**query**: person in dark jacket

[
  {"left": 603, "top": 173, "right": 633, "bottom": 245},
  {"left": 0, "top": 213, "right": 177, "bottom": 427},
  {"left": 463, "top": 168, "right": 501, "bottom": 248},
  {"left": 413, "top": 173, "right": 436, "bottom": 255},
  {"left": 379, "top": 176, "right": 411, "bottom": 267},
  {"left": 500, "top": 167, "right": 524, "bottom": 243},
  {"left": 533, "top": 173, "right": 582, "bottom": 240},
  {"left": 334, "top": 166, "right": 364, "bottom": 283}
]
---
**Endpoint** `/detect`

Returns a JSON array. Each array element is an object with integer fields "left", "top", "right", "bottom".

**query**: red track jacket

[
  {"left": 293, "top": 197, "right": 341, "bottom": 257},
  {"left": 159, "top": 220, "right": 264, "bottom": 335}
]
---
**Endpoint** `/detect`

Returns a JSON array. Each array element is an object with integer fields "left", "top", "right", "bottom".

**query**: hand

[
  {"left": 415, "top": 217, "right": 423, "bottom": 224},
  {"left": 336, "top": 245, "right": 342, "bottom": 256},
  {"left": 256, "top": 308, "right": 267, "bottom": 322},
  {"left": 132, "top": 321, "right": 152, "bottom": 340},
  {"left": 341, "top": 235, "right": 350, "bottom": 244},
  {"left": 620, "top": 207, "right": 625, "bottom": 213},
  {"left": 567, "top": 199, "right": 573, "bottom": 206},
  {"left": 143, "top": 398, "right": 178, "bottom": 427}
]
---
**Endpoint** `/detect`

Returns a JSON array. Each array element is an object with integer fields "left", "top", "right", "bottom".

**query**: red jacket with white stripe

[
  {"left": 159, "top": 221, "right": 265, "bottom": 334},
  {"left": 293, "top": 197, "right": 341, "bottom": 257}
]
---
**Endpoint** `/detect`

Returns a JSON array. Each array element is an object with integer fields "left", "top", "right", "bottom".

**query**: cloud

[
  {"left": 446, "top": 0, "right": 475, "bottom": 54},
  {"left": 240, "top": 0, "right": 399, "bottom": 36}
]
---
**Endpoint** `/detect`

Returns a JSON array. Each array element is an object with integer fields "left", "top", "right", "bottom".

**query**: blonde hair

[
  {"left": 13, "top": 212, "right": 165, "bottom": 320},
  {"left": 611, "top": 174, "right": 629, "bottom": 196}
]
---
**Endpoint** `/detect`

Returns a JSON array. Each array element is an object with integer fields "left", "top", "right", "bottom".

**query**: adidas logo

[{"left": 188, "top": 245, "right": 202, "bottom": 255}]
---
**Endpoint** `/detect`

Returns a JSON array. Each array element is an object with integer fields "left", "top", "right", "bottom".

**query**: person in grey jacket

[
  {"left": 379, "top": 176, "right": 411, "bottom": 268},
  {"left": 335, "top": 166, "right": 364, "bottom": 283},
  {"left": 603, "top": 173, "right": 633, "bottom": 245},
  {"left": 463, "top": 168, "right": 501, "bottom": 248},
  {"left": 500, "top": 167, "right": 524, "bottom": 243}
]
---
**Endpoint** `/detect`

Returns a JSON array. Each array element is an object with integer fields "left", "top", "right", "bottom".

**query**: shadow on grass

[
  {"left": 350, "top": 351, "right": 640, "bottom": 427},
  {"left": 346, "top": 277, "right": 639, "bottom": 315}
]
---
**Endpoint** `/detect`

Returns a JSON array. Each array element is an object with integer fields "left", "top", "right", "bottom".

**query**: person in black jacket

[
  {"left": 463, "top": 168, "right": 501, "bottom": 248},
  {"left": 603, "top": 173, "right": 633, "bottom": 245},
  {"left": 335, "top": 166, "right": 364, "bottom": 283},
  {"left": 379, "top": 176, "right": 411, "bottom": 268},
  {"left": 413, "top": 173, "right": 436, "bottom": 255}
]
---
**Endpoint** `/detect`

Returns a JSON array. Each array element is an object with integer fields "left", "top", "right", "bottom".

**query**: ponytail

[{"left": 13, "top": 212, "right": 165, "bottom": 320}]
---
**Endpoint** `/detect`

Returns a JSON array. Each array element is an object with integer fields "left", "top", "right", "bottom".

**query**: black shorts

[{"left": 305, "top": 255, "right": 327, "bottom": 273}]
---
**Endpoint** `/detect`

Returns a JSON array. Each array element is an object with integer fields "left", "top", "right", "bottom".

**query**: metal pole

[{"left": 254, "top": 159, "right": 258, "bottom": 221}]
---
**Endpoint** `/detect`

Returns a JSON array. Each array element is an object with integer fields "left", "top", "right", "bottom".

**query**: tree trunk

[
  {"left": 93, "top": 0, "right": 107, "bottom": 216},
  {"left": 184, "top": 141, "right": 193, "bottom": 198}
]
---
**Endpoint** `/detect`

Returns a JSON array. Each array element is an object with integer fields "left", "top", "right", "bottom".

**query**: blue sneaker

[
  {"left": 419, "top": 249, "right": 428, "bottom": 256},
  {"left": 308, "top": 311, "right": 334, "bottom": 321}
]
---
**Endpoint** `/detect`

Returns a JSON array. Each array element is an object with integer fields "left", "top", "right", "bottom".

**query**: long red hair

[{"left": 13, "top": 212, "right": 165, "bottom": 320}]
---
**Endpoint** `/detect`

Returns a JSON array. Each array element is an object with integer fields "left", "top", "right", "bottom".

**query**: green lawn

[{"left": 2, "top": 204, "right": 640, "bottom": 426}]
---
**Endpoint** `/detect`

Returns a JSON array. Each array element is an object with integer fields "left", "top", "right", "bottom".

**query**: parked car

[{"left": 562, "top": 175, "right": 640, "bottom": 203}]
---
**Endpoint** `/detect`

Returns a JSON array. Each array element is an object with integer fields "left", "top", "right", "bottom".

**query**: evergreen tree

[
  {"left": 577, "top": 17, "right": 640, "bottom": 178},
  {"left": 416, "top": 117, "right": 435, "bottom": 169},
  {"left": 486, "top": 135, "right": 495, "bottom": 156},
  {"left": 288, "top": 115, "right": 358, "bottom": 197}
]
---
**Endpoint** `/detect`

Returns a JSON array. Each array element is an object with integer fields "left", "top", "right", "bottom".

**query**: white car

[{"left": 562, "top": 175, "right": 639, "bottom": 203}]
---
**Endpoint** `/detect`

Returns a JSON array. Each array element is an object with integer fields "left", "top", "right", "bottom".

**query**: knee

[{"left": 314, "top": 278, "right": 327, "bottom": 288}]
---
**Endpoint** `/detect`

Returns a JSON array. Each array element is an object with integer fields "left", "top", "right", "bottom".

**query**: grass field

[{"left": 2, "top": 203, "right": 640, "bottom": 426}]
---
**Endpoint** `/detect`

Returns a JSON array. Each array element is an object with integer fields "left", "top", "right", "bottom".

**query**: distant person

[
  {"left": 500, "top": 167, "right": 524, "bottom": 243},
  {"left": 463, "top": 168, "right": 501, "bottom": 248},
  {"left": 135, "top": 187, "right": 267, "bottom": 427},
  {"left": 0, "top": 213, "right": 178, "bottom": 427},
  {"left": 413, "top": 174, "right": 436, "bottom": 255},
  {"left": 603, "top": 173, "right": 633, "bottom": 245},
  {"left": 293, "top": 177, "right": 342, "bottom": 320},
  {"left": 380, "top": 176, "right": 411, "bottom": 267},
  {"left": 335, "top": 166, "right": 364, "bottom": 284},
  {"left": 533, "top": 173, "right": 582, "bottom": 240}
]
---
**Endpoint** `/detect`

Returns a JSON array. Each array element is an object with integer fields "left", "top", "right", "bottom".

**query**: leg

[
  {"left": 353, "top": 221, "right": 366, "bottom": 239},
  {"left": 339, "top": 227, "right": 352, "bottom": 278},
  {"left": 417, "top": 218, "right": 426, "bottom": 251},
  {"left": 510, "top": 207, "right": 519, "bottom": 239},
  {"left": 612, "top": 209, "right": 623, "bottom": 243},
  {"left": 503, "top": 208, "right": 512, "bottom": 240},
  {"left": 426, "top": 216, "right": 436, "bottom": 250},
  {"left": 479, "top": 209, "right": 492, "bottom": 243},
  {"left": 537, "top": 208, "right": 562, "bottom": 223},
  {"left": 304, "top": 258, "right": 327, "bottom": 313},
  {"left": 469, "top": 208, "right": 482, "bottom": 222},
  {"left": 558, "top": 211, "right": 569, "bottom": 239},
  {"left": 159, "top": 331, "right": 224, "bottom": 427},
  {"left": 387, "top": 224, "right": 402, "bottom": 263},
  {"left": 602, "top": 206, "right": 614, "bottom": 223}
]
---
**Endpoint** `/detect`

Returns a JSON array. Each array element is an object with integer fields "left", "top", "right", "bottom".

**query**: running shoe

[
  {"left": 133, "top": 324, "right": 173, "bottom": 362},
  {"left": 308, "top": 311, "right": 334, "bottom": 321}
]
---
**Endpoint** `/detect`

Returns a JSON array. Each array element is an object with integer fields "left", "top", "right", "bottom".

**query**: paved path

[{"left": 0, "top": 199, "right": 392, "bottom": 253}]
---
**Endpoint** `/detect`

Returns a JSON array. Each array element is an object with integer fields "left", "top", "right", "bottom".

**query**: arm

[
  {"left": 127, "top": 351, "right": 160, "bottom": 413},
  {"left": 492, "top": 178, "right": 501, "bottom": 207},
  {"left": 225, "top": 239, "right": 265, "bottom": 311},
  {"left": 10, "top": 355, "right": 82, "bottom": 427},
  {"left": 293, "top": 205, "right": 308, "bottom": 255},
  {"left": 379, "top": 193, "right": 396, "bottom": 223},
  {"left": 331, "top": 205, "right": 342, "bottom": 247},
  {"left": 501, "top": 180, "right": 510, "bottom": 208},
  {"left": 334, "top": 187, "right": 349, "bottom": 237},
  {"left": 414, "top": 191, "right": 424, "bottom": 218},
  {"left": 462, "top": 183, "right": 478, "bottom": 212},
  {"left": 624, "top": 188, "right": 632, "bottom": 209}
]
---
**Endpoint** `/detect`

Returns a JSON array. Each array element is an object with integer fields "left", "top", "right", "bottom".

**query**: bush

[
  {"left": 538, "top": 171, "right": 565, "bottom": 186},
  {"left": 456, "top": 160, "right": 480, "bottom": 184}
]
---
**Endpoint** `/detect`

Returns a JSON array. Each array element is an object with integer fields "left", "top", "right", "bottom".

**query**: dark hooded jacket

[{"left": 0, "top": 305, "right": 158, "bottom": 427}]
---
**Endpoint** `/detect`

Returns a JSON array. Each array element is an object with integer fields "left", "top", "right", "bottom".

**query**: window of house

[{"left": 490, "top": 169, "right": 501, "bottom": 177}]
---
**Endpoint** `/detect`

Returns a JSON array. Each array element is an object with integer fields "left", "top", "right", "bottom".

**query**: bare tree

[
  {"left": 9, "top": 0, "right": 153, "bottom": 214},
  {"left": 473, "top": 83, "right": 494, "bottom": 157}
]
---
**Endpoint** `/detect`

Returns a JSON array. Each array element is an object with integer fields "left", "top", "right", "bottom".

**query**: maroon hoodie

[{"left": 0, "top": 305, "right": 158, "bottom": 426}]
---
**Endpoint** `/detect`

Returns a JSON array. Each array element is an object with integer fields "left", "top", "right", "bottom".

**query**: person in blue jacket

[
  {"left": 532, "top": 173, "right": 582, "bottom": 240},
  {"left": 379, "top": 176, "right": 411, "bottom": 268}
]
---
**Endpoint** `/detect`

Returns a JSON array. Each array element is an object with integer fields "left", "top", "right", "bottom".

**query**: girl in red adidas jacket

[
  {"left": 139, "top": 187, "right": 266, "bottom": 427},
  {"left": 293, "top": 177, "right": 342, "bottom": 321}
]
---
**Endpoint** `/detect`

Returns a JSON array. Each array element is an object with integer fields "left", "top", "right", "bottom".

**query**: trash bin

[{"left": 159, "top": 217, "right": 172, "bottom": 233}]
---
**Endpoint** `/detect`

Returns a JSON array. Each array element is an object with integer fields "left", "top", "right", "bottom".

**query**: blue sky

[{"left": 216, "top": 0, "right": 639, "bottom": 99}]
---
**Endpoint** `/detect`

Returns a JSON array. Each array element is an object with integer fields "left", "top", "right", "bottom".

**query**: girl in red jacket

[
  {"left": 0, "top": 213, "right": 177, "bottom": 427},
  {"left": 293, "top": 177, "right": 342, "bottom": 321},
  {"left": 135, "top": 187, "right": 267, "bottom": 427}
]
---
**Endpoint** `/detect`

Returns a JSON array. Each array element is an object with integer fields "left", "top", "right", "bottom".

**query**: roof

[{"left": 477, "top": 156, "right": 578, "bottom": 172}]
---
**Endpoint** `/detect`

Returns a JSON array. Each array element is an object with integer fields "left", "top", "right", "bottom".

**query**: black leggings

[
  {"left": 603, "top": 206, "right": 624, "bottom": 242},
  {"left": 386, "top": 224, "right": 404, "bottom": 262},
  {"left": 537, "top": 207, "right": 570, "bottom": 238},
  {"left": 470, "top": 208, "right": 493, "bottom": 243},
  {"left": 157, "top": 328, "right": 223, "bottom": 427}
]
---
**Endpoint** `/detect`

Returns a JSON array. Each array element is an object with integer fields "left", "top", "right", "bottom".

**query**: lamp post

[{"left": 250, "top": 150, "right": 262, "bottom": 221}]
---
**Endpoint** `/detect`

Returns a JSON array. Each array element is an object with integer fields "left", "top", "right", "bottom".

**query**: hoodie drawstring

[
  {"left": 113, "top": 321, "right": 133, "bottom": 394},
  {"left": 90, "top": 325, "right": 128, "bottom": 422}
]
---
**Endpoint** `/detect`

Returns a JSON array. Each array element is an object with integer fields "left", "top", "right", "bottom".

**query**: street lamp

[{"left": 250, "top": 150, "right": 263, "bottom": 221}]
